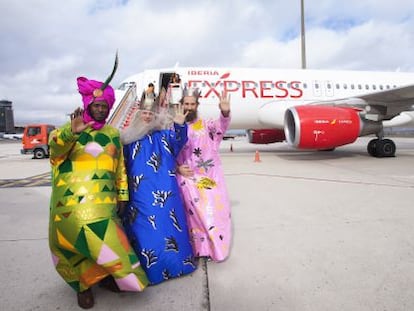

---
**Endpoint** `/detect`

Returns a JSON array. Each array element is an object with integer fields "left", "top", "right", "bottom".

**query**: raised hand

[
  {"left": 219, "top": 91, "right": 231, "bottom": 117},
  {"left": 173, "top": 103, "right": 189, "bottom": 125},
  {"left": 70, "top": 107, "right": 94, "bottom": 134}
]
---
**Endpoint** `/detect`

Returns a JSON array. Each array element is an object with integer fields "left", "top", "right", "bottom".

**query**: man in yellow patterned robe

[{"left": 48, "top": 76, "right": 148, "bottom": 309}]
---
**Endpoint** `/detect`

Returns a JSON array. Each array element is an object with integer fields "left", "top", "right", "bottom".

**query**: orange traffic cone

[{"left": 254, "top": 150, "right": 261, "bottom": 162}]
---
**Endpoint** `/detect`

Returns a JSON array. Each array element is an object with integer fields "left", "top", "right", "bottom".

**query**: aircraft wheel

[
  {"left": 367, "top": 138, "right": 378, "bottom": 157},
  {"left": 375, "top": 139, "right": 396, "bottom": 157}
]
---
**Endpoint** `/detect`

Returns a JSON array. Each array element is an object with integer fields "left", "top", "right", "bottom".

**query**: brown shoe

[
  {"left": 99, "top": 275, "right": 121, "bottom": 293},
  {"left": 77, "top": 288, "right": 94, "bottom": 309}
]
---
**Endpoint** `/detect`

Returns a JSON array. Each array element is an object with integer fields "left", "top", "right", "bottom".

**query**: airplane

[{"left": 108, "top": 67, "right": 414, "bottom": 158}]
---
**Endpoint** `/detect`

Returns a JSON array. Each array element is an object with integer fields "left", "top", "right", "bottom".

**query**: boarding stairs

[{"left": 108, "top": 84, "right": 139, "bottom": 130}]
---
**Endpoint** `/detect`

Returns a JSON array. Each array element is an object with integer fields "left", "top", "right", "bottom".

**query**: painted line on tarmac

[
  {"left": 225, "top": 172, "right": 414, "bottom": 189},
  {"left": 0, "top": 172, "right": 51, "bottom": 188}
]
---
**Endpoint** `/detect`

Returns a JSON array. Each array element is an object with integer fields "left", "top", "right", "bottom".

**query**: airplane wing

[
  {"left": 325, "top": 84, "right": 414, "bottom": 121},
  {"left": 258, "top": 85, "right": 414, "bottom": 128}
]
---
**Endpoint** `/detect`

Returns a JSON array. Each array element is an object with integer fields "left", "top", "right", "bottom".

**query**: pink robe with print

[{"left": 177, "top": 114, "right": 232, "bottom": 262}]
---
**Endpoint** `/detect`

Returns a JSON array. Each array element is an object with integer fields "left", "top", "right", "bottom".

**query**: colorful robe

[
  {"left": 176, "top": 114, "right": 232, "bottom": 262},
  {"left": 122, "top": 123, "right": 197, "bottom": 285},
  {"left": 48, "top": 123, "right": 148, "bottom": 293}
]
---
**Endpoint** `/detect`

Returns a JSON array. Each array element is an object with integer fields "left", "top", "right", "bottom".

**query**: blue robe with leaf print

[{"left": 122, "top": 123, "right": 197, "bottom": 285}]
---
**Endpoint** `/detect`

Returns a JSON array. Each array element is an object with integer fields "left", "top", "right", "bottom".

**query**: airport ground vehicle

[{"left": 21, "top": 124, "right": 55, "bottom": 159}]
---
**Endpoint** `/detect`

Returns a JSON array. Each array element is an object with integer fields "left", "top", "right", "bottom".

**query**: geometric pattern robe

[{"left": 48, "top": 123, "right": 148, "bottom": 293}]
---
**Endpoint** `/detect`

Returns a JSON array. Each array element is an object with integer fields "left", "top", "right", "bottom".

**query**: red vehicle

[{"left": 21, "top": 124, "right": 55, "bottom": 159}]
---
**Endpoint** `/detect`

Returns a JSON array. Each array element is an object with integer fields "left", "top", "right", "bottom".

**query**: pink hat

[{"left": 77, "top": 76, "right": 115, "bottom": 130}]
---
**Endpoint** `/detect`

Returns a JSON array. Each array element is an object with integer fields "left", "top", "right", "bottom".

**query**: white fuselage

[{"left": 115, "top": 67, "right": 414, "bottom": 129}]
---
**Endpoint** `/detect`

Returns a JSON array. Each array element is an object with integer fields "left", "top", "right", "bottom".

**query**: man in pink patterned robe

[{"left": 176, "top": 88, "right": 232, "bottom": 262}]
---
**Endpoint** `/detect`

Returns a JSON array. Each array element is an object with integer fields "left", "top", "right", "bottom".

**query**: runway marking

[
  {"left": 225, "top": 172, "right": 414, "bottom": 189},
  {"left": 0, "top": 172, "right": 51, "bottom": 188}
]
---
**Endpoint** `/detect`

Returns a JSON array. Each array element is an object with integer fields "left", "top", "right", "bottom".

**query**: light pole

[{"left": 301, "top": 0, "right": 307, "bottom": 69}]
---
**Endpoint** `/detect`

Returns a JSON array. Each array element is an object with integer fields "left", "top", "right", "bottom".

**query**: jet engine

[
  {"left": 284, "top": 105, "right": 361, "bottom": 149},
  {"left": 246, "top": 129, "right": 285, "bottom": 144}
]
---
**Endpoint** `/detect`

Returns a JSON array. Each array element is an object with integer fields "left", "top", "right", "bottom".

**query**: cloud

[{"left": 0, "top": 0, "right": 413, "bottom": 126}]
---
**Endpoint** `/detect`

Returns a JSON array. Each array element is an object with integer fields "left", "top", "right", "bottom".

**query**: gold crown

[
  {"left": 139, "top": 95, "right": 157, "bottom": 112},
  {"left": 182, "top": 87, "right": 201, "bottom": 99}
]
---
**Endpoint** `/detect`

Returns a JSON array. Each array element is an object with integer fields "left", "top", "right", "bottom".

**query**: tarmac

[{"left": 1, "top": 137, "right": 414, "bottom": 311}]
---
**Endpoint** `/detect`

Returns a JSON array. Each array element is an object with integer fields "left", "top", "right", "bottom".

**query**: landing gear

[
  {"left": 367, "top": 139, "right": 378, "bottom": 156},
  {"left": 367, "top": 138, "right": 396, "bottom": 157}
]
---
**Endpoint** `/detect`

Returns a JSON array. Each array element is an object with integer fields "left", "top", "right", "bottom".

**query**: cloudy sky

[{"left": 1, "top": 0, "right": 414, "bottom": 126}]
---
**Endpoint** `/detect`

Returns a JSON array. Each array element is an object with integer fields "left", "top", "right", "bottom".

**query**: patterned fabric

[
  {"left": 122, "top": 123, "right": 197, "bottom": 285},
  {"left": 48, "top": 123, "right": 148, "bottom": 293},
  {"left": 177, "top": 114, "right": 232, "bottom": 262}
]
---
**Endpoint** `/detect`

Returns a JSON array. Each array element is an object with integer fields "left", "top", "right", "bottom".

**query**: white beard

[{"left": 120, "top": 108, "right": 173, "bottom": 145}]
